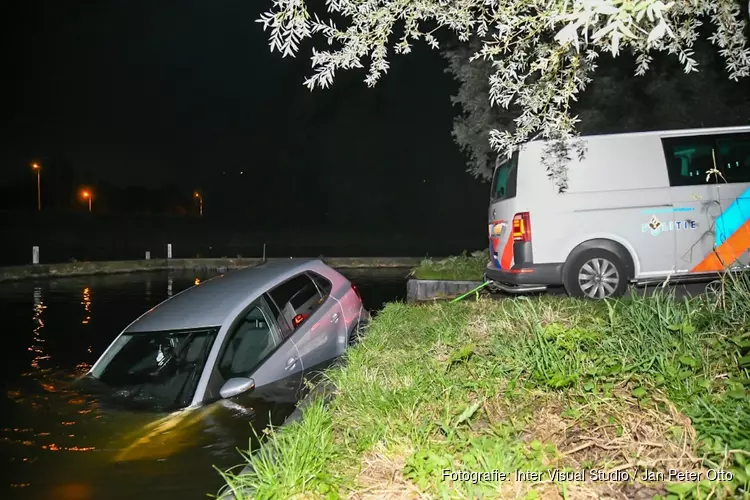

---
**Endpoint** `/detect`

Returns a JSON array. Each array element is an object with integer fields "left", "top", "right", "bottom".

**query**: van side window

[
  {"left": 716, "top": 134, "right": 750, "bottom": 184},
  {"left": 661, "top": 136, "right": 717, "bottom": 187},
  {"left": 490, "top": 151, "right": 519, "bottom": 201}
]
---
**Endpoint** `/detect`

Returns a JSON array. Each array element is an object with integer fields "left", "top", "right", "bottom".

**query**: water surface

[{"left": 0, "top": 269, "right": 406, "bottom": 500}]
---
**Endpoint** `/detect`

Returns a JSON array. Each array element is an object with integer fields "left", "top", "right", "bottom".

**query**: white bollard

[
  {"left": 32, "top": 246, "right": 40, "bottom": 264},
  {"left": 145, "top": 251, "right": 151, "bottom": 260},
  {"left": 262, "top": 243, "right": 266, "bottom": 261},
  {"left": 167, "top": 243, "right": 172, "bottom": 259}
]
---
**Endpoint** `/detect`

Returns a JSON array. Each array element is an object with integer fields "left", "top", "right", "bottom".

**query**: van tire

[{"left": 563, "top": 249, "right": 628, "bottom": 299}]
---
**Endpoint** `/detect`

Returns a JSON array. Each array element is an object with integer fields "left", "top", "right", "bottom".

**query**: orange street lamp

[
  {"left": 81, "top": 190, "right": 92, "bottom": 213},
  {"left": 31, "top": 163, "right": 41, "bottom": 211},
  {"left": 194, "top": 191, "right": 203, "bottom": 216}
]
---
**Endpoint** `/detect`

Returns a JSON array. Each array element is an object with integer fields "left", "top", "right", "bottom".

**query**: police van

[{"left": 485, "top": 126, "right": 750, "bottom": 298}]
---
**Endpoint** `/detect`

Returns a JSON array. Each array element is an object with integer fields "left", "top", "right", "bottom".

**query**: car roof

[{"left": 124, "top": 258, "right": 326, "bottom": 333}]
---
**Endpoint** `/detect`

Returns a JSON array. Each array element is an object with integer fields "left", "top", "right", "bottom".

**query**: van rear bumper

[{"left": 484, "top": 263, "right": 564, "bottom": 293}]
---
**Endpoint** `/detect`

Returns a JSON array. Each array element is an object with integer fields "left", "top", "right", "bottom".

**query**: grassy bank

[
  {"left": 221, "top": 276, "right": 750, "bottom": 499},
  {"left": 411, "top": 250, "right": 488, "bottom": 281}
]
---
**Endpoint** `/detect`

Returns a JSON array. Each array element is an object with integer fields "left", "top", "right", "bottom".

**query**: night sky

[{"left": 2, "top": 0, "right": 488, "bottom": 232}]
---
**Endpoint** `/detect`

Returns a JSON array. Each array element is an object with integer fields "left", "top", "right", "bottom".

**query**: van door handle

[
  {"left": 285, "top": 357, "right": 298, "bottom": 371},
  {"left": 331, "top": 312, "right": 340, "bottom": 323}
]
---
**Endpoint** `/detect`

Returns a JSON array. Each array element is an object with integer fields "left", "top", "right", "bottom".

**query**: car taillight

[
  {"left": 512, "top": 212, "right": 531, "bottom": 242},
  {"left": 351, "top": 284, "right": 362, "bottom": 301}
]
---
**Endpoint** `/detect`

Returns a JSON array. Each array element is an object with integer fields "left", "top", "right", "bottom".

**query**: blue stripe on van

[
  {"left": 489, "top": 239, "right": 502, "bottom": 269},
  {"left": 715, "top": 186, "right": 750, "bottom": 247}
]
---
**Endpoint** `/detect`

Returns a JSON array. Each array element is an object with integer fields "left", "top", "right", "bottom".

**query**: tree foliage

[
  {"left": 444, "top": 38, "right": 750, "bottom": 181},
  {"left": 258, "top": 0, "right": 750, "bottom": 190}
]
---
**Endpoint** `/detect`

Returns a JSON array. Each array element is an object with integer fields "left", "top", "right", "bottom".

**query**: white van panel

[
  {"left": 564, "top": 135, "right": 670, "bottom": 193},
  {"left": 486, "top": 125, "right": 750, "bottom": 297}
]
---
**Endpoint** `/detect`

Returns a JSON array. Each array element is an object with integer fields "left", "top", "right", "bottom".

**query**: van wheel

[{"left": 564, "top": 250, "right": 627, "bottom": 299}]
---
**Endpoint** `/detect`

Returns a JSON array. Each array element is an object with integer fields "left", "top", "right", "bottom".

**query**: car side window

[
  {"left": 661, "top": 136, "right": 718, "bottom": 187},
  {"left": 308, "top": 271, "right": 333, "bottom": 299},
  {"left": 216, "top": 305, "right": 279, "bottom": 380},
  {"left": 267, "top": 273, "right": 324, "bottom": 334},
  {"left": 716, "top": 134, "right": 750, "bottom": 184}
]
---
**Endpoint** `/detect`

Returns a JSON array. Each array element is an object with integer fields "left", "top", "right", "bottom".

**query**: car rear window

[{"left": 490, "top": 151, "right": 519, "bottom": 201}]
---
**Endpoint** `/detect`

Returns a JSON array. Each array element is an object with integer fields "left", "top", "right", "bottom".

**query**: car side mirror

[{"left": 219, "top": 377, "right": 255, "bottom": 399}]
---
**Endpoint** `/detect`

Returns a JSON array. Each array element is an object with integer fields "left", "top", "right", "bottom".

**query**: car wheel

[{"left": 564, "top": 249, "right": 627, "bottom": 299}]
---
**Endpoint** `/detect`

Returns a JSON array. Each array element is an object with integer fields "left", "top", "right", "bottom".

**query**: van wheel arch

[{"left": 563, "top": 239, "right": 636, "bottom": 282}]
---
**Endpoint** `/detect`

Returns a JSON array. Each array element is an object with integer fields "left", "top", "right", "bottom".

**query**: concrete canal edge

[
  {"left": 406, "top": 278, "right": 484, "bottom": 303},
  {"left": 0, "top": 257, "right": 422, "bottom": 283}
]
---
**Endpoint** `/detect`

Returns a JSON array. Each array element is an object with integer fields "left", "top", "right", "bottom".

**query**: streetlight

[
  {"left": 31, "top": 163, "right": 41, "bottom": 211},
  {"left": 194, "top": 191, "right": 203, "bottom": 216},
  {"left": 81, "top": 190, "right": 92, "bottom": 213}
]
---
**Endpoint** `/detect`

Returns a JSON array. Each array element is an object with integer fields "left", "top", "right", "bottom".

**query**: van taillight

[
  {"left": 351, "top": 284, "right": 362, "bottom": 301},
  {"left": 512, "top": 212, "right": 531, "bottom": 242}
]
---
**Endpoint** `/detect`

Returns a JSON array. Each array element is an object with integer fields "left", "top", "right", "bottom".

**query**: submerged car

[{"left": 84, "top": 259, "right": 370, "bottom": 412}]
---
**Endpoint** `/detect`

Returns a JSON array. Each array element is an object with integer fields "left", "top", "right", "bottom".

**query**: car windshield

[{"left": 88, "top": 328, "right": 218, "bottom": 412}]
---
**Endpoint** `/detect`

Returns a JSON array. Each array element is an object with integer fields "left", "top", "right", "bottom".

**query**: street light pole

[
  {"left": 31, "top": 163, "right": 41, "bottom": 211},
  {"left": 82, "top": 190, "right": 92, "bottom": 213},
  {"left": 194, "top": 192, "right": 203, "bottom": 216}
]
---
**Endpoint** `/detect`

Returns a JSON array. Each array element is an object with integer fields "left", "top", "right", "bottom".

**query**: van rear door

[{"left": 488, "top": 152, "right": 520, "bottom": 270}]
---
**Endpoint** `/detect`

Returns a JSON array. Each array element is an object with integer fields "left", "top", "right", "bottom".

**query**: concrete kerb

[
  {"left": 0, "top": 257, "right": 423, "bottom": 283},
  {"left": 406, "top": 278, "right": 484, "bottom": 302}
]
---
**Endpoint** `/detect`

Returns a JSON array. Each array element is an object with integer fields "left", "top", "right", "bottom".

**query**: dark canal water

[{"left": 0, "top": 269, "right": 407, "bottom": 500}]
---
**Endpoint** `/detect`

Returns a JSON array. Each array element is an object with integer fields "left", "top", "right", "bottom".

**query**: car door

[
  {"left": 205, "top": 298, "right": 303, "bottom": 404},
  {"left": 266, "top": 272, "right": 345, "bottom": 384},
  {"left": 308, "top": 270, "right": 349, "bottom": 353},
  {"left": 661, "top": 135, "right": 719, "bottom": 274}
]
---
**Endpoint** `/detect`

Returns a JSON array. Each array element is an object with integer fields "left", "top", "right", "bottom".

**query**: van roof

[
  {"left": 125, "top": 258, "right": 322, "bottom": 333},
  {"left": 527, "top": 125, "right": 750, "bottom": 145}
]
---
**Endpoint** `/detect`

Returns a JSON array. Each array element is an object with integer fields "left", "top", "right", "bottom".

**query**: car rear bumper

[{"left": 484, "top": 262, "right": 564, "bottom": 294}]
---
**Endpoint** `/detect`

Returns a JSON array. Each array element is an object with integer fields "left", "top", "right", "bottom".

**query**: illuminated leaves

[{"left": 257, "top": 0, "right": 750, "bottom": 190}]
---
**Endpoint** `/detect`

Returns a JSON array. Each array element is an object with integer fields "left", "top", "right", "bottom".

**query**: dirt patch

[
  {"left": 352, "top": 446, "right": 424, "bottom": 500},
  {"left": 518, "top": 391, "right": 703, "bottom": 498}
]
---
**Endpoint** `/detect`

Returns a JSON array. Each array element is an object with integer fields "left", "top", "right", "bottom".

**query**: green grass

[
  {"left": 220, "top": 273, "right": 750, "bottom": 499},
  {"left": 410, "top": 250, "right": 489, "bottom": 281}
]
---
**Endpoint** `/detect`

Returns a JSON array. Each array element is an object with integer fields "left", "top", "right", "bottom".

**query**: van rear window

[{"left": 490, "top": 151, "right": 519, "bottom": 201}]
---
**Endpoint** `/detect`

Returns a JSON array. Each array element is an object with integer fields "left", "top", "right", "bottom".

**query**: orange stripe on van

[
  {"left": 691, "top": 219, "right": 750, "bottom": 272},
  {"left": 500, "top": 233, "right": 514, "bottom": 269}
]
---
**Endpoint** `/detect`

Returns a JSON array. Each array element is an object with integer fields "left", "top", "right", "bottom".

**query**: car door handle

[
  {"left": 285, "top": 357, "right": 298, "bottom": 371},
  {"left": 331, "top": 312, "right": 339, "bottom": 323}
]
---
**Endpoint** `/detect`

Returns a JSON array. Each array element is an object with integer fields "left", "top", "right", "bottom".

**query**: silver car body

[
  {"left": 486, "top": 126, "right": 750, "bottom": 297},
  {"left": 88, "top": 259, "right": 369, "bottom": 407}
]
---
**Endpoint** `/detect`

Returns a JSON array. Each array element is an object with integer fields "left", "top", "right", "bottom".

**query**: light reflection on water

[
  {"left": 30, "top": 287, "right": 47, "bottom": 370},
  {"left": 1, "top": 268, "right": 407, "bottom": 500},
  {"left": 1, "top": 271, "right": 294, "bottom": 500}
]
